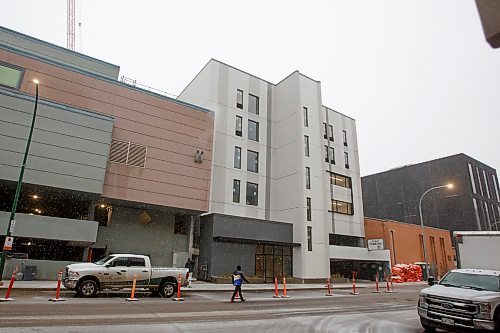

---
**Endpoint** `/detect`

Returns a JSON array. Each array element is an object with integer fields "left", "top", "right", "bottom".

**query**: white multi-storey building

[{"left": 179, "top": 60, "right": 389, "bottom": 281}]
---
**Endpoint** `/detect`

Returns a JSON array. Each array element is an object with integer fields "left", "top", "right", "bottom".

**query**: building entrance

[{"left": 255, "top": 245, "right": 292, "bottom": 282}]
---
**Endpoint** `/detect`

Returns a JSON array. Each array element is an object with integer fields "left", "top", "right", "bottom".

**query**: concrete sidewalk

[{"left": 0, "top": 279, "right": 427, "bottom": 292}]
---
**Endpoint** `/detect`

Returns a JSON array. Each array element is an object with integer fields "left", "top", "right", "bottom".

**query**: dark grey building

[{"left": 362, "top": 154, "right": 500, "bottom": 232}]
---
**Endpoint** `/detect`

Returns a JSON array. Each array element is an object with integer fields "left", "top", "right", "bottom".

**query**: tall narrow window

[
  {"left": 343, "top": 130, "right": 348, "bottom": 146},
  {"left": 304, "top": 136, "right": 310, "bottom": 157},
  {"left": 248, "top": 120, "right": 259, "bottom": 141},
  {"left": 235, "top": 116, "right": 242, "bottom": 137},
  {"left": 323, "top": 123, "right": 328, "bottom": 139},
  {"left": 236, "top": 89, "right": 243, "bottom": 109},
  {"left": 468, "top": 163, "right": 477, "bottom": 194},
  {"left": 307, "top": 226, "right": 312, "bottom": 251},
  {"left": 324, "top": 145, "right": 329, "bottom": 162},
  {"left": 306, "top": 167, "right": 311, "bottom": 189},
  {"left": 247, "top": 150, "right": 259, "bottom": 173},
  {"left": 306, "top": 197, "right": 312, "bottom": 221},
  {"left": 233, "top": 179, "right": 241, "bottom": 203},
  {"left": 329, "top": 147, "right": 335, "bottom": 164},
  {"left": 329, "top": 125, "right": 334, "bottom": 141},
  {"left": 234, "top": 146, "right": 241, "bottom": 169},
  {"left": 249, "top": 94, "right": 259, "bottom": 114},
  {"left": 344, "top": 152, "right": 349, "bottom": 169},
  {"left": 246, "top": 182, "right": 258, "bottom": 206},
  {"left": 303, "top": 107, "right": 309, "bottom": 127}
]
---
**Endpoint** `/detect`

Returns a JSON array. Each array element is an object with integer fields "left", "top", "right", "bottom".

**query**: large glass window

[
  {"left": 249, "top": 94, "right": 259, "bottom": 114},
  {"left": 248, "top": 120, "right": 259, "bottom": 141},
  {"left": 304, "top": 136, "right": 310, "bottom": 157},
  {"left": 237, "top": 89, "right": 243, "bottom": 109},
  {"left": 235, "top": 116, "right": 242, "bottom": 137},
  {"left": 233, "top": 179, "right": 241, "bottom": 203},
  {"left": 0, "top": 63, "right": 23, "bottom": 89},
  {"left": 234, "top": 146, "right": 241, "bottom": 169},
  {"left": 247, "top": 150, "right": 259, "bottom": 173},
  {"left": 303, "top": 107, "right": 309, "bottom": 127},
  {"left": 246, "top": 182, "right": 258, "bottom": 206},
  {"left": 329, "top": 172, "right": 352, "bottom": 189},
  {"left": 331, "top": 199, "right": 353, "bottom": 215},
  {"left": 255, "top": 245, "right": 293, "bottom": 281}
]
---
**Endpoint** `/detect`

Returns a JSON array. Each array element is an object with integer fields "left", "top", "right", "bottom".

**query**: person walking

[{"left": 231, "top": 265, "right": 249, "bottom": 303}]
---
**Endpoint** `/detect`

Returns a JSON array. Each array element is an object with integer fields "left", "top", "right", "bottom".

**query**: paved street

[{"left": 0, "top": 284, "right": 428, "bottom": 332}]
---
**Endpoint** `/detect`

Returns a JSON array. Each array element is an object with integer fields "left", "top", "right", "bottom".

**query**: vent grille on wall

[{"left": 109, "top": 139, "right": 147, "bottom": 168}]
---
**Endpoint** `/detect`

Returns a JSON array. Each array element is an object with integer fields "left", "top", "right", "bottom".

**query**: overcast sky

[{"left": 2, "top": 1, "right": 499, "bottom": 176}]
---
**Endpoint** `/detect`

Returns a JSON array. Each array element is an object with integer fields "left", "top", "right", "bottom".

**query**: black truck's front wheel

[{"left": 159, "top": 281, "right": 176, "bottom": 298}]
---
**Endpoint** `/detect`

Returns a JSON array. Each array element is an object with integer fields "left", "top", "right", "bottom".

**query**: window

[
  {"left": 331, "top": 199, "right": 354, "bottom": 215},
  {"left": 0, "top": 63, "right": 23, "bottom": 89},
  {"left": 329, "top": 125, "right": 334, "bottom": 141},
  {"left": 344, "top": 152, "right": 349, "bottom": 169},
  {"left": 304, "top": 136, "right": 310, "bottom": 157},
  {"left": 329, "top": 147, "right": 335, "bottom": 164},
  {"left": 237, "top": 89, "right": 243, "bottom": 109},
  {"left": 233, "top": 179, "right": 241, "bottom": 203},
  {"left": 329, "top": 234, "right": 363, "bottom": 247},
  {"left": 247, "top": 150, "right": 259, "bottom": 173},
  {"left": 109, "top": 139, "right": 147, "bottom": 168},
  {"left": 235, "top": 116, "right": 242, "bottom": 137},
  {"left": 324, "top": 145, "right": 329, "bottom": 162},
  {"left": 129, "top": 257, "right": 146, "bottom": 267},
  {"left": 307, "top": 226, "right": 312, "bottom": 251},
  {"left": 248, "top": 120, "right": 259, "bottom": 141},
  {"left": 306, "top": 167, "right": 311, "bottom": 189},
  {"left": 329, "top": 172, "right": 352, "bottom": 189},
  {"left": 343, "top": 130, "right": 348, "bottom": 146},
  {"left": 249, "top": 94, "right": 259, "bottom": 114},
  {"left": 323, "top": 123, "right": 328, "bottom": 139},
  {"left": 303, "top": 107, "right": 309, "bottom": 127},
  {"left": 112, "top": 257, "right": 129, "bottom": 267},
  {"left": 306, "top": 197, "right": 312, "bottom": 221},
  {"left": 234, "top": 146, "right": 241, "bottom": 169},
  {"left": 246, "top": 182, "right": 258, "bottom": 206},
  {"left": 174, "top": 214, "right": 189, "bottom": 235}
]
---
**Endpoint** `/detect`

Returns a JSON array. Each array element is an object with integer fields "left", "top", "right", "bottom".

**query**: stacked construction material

[{"left": 391, "top": 264, "right": 423, "bottom": 283}]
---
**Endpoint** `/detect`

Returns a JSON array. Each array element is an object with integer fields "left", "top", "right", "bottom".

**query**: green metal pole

[{"left": 0, "top": 83, "right": 39, "bottom": 281}]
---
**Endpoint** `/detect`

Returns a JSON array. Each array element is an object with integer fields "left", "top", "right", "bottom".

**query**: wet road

[{"left": 0, "top": 285, "right": 430, "bottom": 332}]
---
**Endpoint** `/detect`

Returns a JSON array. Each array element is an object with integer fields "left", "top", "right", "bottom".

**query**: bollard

[
  {"left": 273, "top": 276, "right": 280, "bottom": 298},
  {"left": 325, "top": 277, "right": 334, "bottom": 296},
  {"left": 0, "top": 266, "right": 18, "bottom": 302},
  {"left": 126, "top": 274, "right": 139, "bottom": 301},
  {"left": 390, "top": 277, "right": 396, "bottom": 293},
  {"left": 281, "top": 277, "right": 290, "bottom": 298},
  {"left": 384, "top": 276, "right": 394, "bottom": 293},
  {"left": 173, "top": 273, "right": 184, "bottom": 301},
  {"left": 49, "top": 270, "right": 66, "bottom": 302},
  {"left": 373, "top": 272, "right": 381, "bottom": 293},
  {"left": 350, "top": 271, "right": 359, "bottom": 295}
]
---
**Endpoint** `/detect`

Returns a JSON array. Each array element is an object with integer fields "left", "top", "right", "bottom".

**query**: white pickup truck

[
  {"left": 63, "top": 254, "right": 189, "bottom": 298},
  {"left": 418, "top": 269, "right": 500, "bottom": 332}
]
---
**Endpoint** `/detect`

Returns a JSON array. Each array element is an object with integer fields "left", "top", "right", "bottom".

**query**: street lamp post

[
  {"left": 0, "top": 79, "right": 40, "bottom": 282},
  {"left": 418, "top": 183, "right": 453, "bottom": 280}
]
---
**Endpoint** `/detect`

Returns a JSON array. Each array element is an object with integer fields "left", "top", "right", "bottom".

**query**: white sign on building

[{"left": 367, "top": 239, "right": 384, "bottom": 251}]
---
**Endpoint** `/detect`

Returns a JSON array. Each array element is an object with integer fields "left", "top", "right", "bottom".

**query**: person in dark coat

[{"left": 231, "top": 265, "right": 250, "bottom": 302}]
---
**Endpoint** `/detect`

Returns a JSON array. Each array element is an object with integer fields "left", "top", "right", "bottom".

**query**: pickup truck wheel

[
  {"left": 420, "top": 318, "right": 436, "bottom": 332},
  {"left": 159, "top": 281, "right": 176, "bottom": 298},
  {"left": 77, "top": 279, "right": 98, "bottom": 298}
]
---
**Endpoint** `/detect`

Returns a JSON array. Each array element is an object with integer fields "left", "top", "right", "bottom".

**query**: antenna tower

[{"left": 67, "top": 0, "right": 75, "bottom": 50}]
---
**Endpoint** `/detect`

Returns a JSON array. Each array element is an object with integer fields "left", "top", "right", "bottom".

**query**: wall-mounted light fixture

[{"left": 194, "top": 150, "right": 204, "bottom": 163}]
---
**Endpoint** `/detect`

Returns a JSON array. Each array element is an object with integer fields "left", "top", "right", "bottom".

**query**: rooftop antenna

[{"left": 67, "top": 0, "right": 75, "bottom": 50}]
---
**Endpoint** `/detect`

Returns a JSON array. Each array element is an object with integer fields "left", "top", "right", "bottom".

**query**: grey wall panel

[
  {"left": 5, "top": 259, "right": 76, "bottom": 280},
  {"left": 0, "top": 211, "right": 98, "bottom": 243},
  {"left": 0, "top": 89, "right": 114, "bottom": 193},
  {"left": 212, "top": 214, "right": 293, "bottom": 243},
  {"left": 211, "top": 241, "right": 255, "bottom": 277}
]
